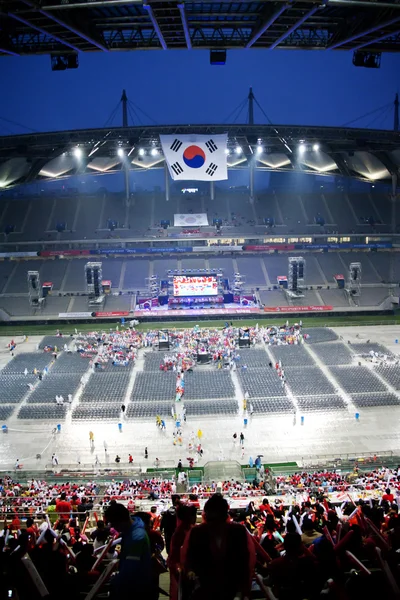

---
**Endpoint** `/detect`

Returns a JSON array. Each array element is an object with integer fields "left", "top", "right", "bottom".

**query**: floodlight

[
  {"left": 117, "top": 148, "right": 124, "bottom": 157},
  {"left": 139, "top": 148, "right": 145, "bottom": 156},
  {"left": 151, "top": 148, "right": 158, "bottom": 156},
  {"left": 312, "top": 143, "right": 320, "bottom": 151},
  {"left": 235, "top": 146, "right": 242, "bottom": 155},
  {"left": 256, "top": 145, "right": 263, "bottom": 154},
  {"left": 225, "top": 148, "right": 230, "bottom": 155},
  {"left": 74, "top": 147, "right": 83, "bottom": 158},
  {"left": 298, "top": 143, "right": 306, "bottom": 154}
]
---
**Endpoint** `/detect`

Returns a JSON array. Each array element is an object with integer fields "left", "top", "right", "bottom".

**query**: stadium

[{"left": 1, "top": 1, "right": 400, "bottom": 599}]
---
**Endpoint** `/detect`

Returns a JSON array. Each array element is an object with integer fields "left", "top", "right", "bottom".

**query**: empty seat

[
  {"left": 0, "top": 375, "right": 36, "bottom": 404},
  {"left": 352, "top": 343, "right": 393, "bottom": 356},
  {"left": 131, "top": 372, "right": 176, "bottom": 401},
  {"left": 18, "top": 404, "right": 68, "bottom": 419},
  {"left": 251, "top": 397, "right": 295, "bottom": 414},
  {"left": 39, "top": 336, "right": 69, "bottom": 350},
  {"left": 312, "top": 343, "right": 354, "bottom": 366},
  {"left": 351, "top": 393, "right": 400, "bottom": 408},
  {"left": 296, "top": 395, "right": 346, "bottom": 411},
  {"left": 72, "top": 404, "right": 122, "bottom": 420},
  {"left": 0, "top": 405, "right": 15, "bottom": 420},
  {"left": 374, "top": 365, "right": 400, "bottom": 390},
  {"left": 1, "top": 353, "right": 52, "bottom": 375},
  {"left": 80, "top": 372, "right": 130, "bottom": 403},
  {"left": 303, "top": 328, "right": 338, "bottom": 344},
  {"left": 236, "top": 349, "right": 269, "bottom": 368},
  {"left": 50, "top": 353, "right": 91, "bottom": 374},
  {"left": 285, "top": 367, "right": 336, "bottom": 396},
  {"left": 237, "top": 369, "right": 287, "bottom": 397},
  {"left": 269, "top": 345, "right": 315, "bottom": 367},
  {"left": 330, "top": 366, "right": 387, "bottom": 394},
  {"left": 26, "top": 374, "right": 82, "bottom": 404}
]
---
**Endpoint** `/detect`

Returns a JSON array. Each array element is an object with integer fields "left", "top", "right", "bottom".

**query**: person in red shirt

[
  {"left": 382, "top": 488, "right": 394, "bottom": 503},
  {"left": 26, "top": 517, "right": 39, "bottom": 550},
  {"left": 56, "top": 492, "right": 72, "bottom": 520},
  {"left": 168, "top": 504, "right": 197, "bottom": 600}
]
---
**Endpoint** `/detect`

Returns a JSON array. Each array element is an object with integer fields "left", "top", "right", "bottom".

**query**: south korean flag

[{"left": 160, "top": 133, "right": 228, "bottom": 181}]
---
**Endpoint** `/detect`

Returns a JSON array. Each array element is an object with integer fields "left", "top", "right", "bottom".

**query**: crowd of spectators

[{"left": 2, "top": 468, "right": 400, "bottom": 600}]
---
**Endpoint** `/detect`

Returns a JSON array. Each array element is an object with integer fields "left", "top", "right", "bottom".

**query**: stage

[{"left": 134, "top": 305, "right": 261, "bottom": 318}]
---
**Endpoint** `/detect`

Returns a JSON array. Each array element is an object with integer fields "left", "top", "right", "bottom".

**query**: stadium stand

[{"left": 3, "top": 459, "right": 400, "bottom": 600}]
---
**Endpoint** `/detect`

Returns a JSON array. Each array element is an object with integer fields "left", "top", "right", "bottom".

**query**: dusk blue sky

[{"left": 0, "top": 49, "right": 399, "bottom": 135}]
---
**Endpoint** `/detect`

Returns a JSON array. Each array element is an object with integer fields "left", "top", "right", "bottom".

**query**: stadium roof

[
  {"left": 1, "top": 0, "right": 400, "bottom": 56},
  {"left": 0, "top": 124, "right": 399, "bottom": 188}
]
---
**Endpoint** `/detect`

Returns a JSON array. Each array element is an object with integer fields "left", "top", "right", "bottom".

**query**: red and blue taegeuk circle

[{"left": 183, "top": 145, "right": 206, "bottom": 169}]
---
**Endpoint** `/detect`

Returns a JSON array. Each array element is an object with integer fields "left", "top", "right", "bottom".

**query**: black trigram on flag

[
  {"left": 170, "top": 139, "right": 182, "bottom": 152},
  {"left": 205, "top": 139, "right": 218, "bottom": 153},
  {"left": 205, "top": 163, "right": 218, "bottom": 177},
  {"left": 171, "top": 162, "right": 184, "bottom": 176}
]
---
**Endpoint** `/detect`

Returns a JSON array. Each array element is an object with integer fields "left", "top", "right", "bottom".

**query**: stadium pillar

[
  {"left": 121, "top": 90, "right": 130, "bottom": 206},
  {"left": 248, "top": 87, "right": 254, "bottom": 125},
  {"left": 210, "top": 181, "right": 215, "bottom": 201},
  {"left": 390, "top": 176, "right": 397, "bottom": 290},
  {"left": 124, "top": 165, "right": 130, "bottom": 206},
  {"left": 392, "top": 173, "right": 398, "bottom": 201},
  {"left": 165, "top": 163, "right": 170, "bottom": 201},
  {"left": 249, "top": 161, "right": 255, "bottom": 204},
  {"left": 121, "top": 89, "right": 128, "bottom": 127}
]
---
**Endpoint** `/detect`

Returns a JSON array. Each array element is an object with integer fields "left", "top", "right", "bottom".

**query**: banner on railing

[
  {"left": 264, "top": 305, "right": 333, "bottom": 313},
  {"left": 96, "top": 247, "right": 193, "bottom": 255},
  {"left": 192, "top": 245, "right": 243, "bottom": 252},
  {"left": 244, "top": 245, "right": 296, "bottom": 251},
  {"left": 95, "top": 311, "right": 130, "bottom": 317},
  {"left": 293, "top": 243, "right": 392, "bottom": 250},
  {"left": 41, "top": 250, "right": 91, "bottom": 257},
  {"left": 0, "top": 251, "right": 39, "bottom": 258},
  {"left": 58, "top": 312, "right": 92, "bottom": 318},
  {"left": 134, "top": 306, "right": 260, "bottom": 317}
]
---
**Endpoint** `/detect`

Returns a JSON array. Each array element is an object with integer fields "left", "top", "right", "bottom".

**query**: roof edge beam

[
  {"left": 328, "top": 16, "right": 400, "bottom": 49},
  {"left": 20, "top": 0, "right": 108, "bottom": 52},
  {"left": 177, "top": 3, "right": 191, "bottom": 49},
  {"left": 246, "top": 4, "right": 288, "bottom": 48},
  {"left": 269, "top": 4, "right": 320, "bottom": 50},
  {"left": 353, "top": 27, "right": 400, "bottom": 51},
  {"left": 0, "top": 46, "right": 19, "bottom": 56},
  {"left": 143, "top": 4, "right": 167, "bottom": 50},
  {"left": 8, "top": 11, "right": 81, "bottom": 52}
]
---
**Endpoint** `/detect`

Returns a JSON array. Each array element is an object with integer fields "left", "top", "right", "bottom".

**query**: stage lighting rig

[
  {"left": 51, "top": 54, "right": 79, "bottom": 71},
  {"left": 353, "top": 51, "right": 381, "bottom": 69}
]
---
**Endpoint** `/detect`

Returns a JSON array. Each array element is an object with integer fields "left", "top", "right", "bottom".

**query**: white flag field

[{"left": 160, "top": 134, "right": 228, "bottom": 181}]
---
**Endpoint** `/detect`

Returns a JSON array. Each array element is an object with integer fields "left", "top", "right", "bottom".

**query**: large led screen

[{"left": 173, "top": 275, "right": 218, "bottom": 297}]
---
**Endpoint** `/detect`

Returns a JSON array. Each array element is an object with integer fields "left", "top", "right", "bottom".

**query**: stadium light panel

[
  {"left": 313, "top": 143, "right": 320, "bottom": 151},
  {"left": 139, "top": 148, "right": 145, "bottom": 156},
  {"left": 74, "top": 147, "right": 83, "bottom": 158},
  {"left": 151, "top": 148, "right": 159, "bottom": 156},
  {"left": 235, "top": 146, "right": 242, "bottom": 155},
  {"left": 117, "top": 148, "right": 124, "bottom": 157}
]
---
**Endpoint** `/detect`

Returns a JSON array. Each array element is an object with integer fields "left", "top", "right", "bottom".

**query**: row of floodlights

[
  {"left": 72, "top": 143, "right": 320, "bottom": 159},
  {"left": 72, "top": 147, "right": 160, "bottom": 158},
  {"left": 228, "top": 142, "right": 319, "bottom": 155}
]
